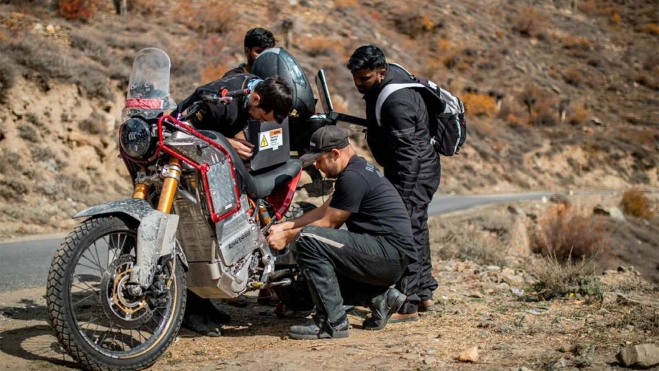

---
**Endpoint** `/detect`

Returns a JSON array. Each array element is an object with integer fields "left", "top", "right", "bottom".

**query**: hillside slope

[{"left": 0, "top": 0, "right": 657, "bottom": 236}]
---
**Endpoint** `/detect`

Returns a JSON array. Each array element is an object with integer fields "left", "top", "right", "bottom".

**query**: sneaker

[
  {"left": 388, "top": 311, "right": 420, "bottom": 323},
  {"left": 182, "top": 312, "right": 223, "bottom": 337},
  {"left": 362, "top": 288, "right": 406, "bottom": 330},
  {"left": 289, "top": 315, "right": 350, "bottom": 340},
  {"left": 418, "top": 299, "right": 436, "bottom": 313}
]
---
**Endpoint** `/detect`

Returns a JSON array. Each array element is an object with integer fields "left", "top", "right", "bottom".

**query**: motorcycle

[{"left": 45, "top": 47, "right": 365, "bottom": 371}]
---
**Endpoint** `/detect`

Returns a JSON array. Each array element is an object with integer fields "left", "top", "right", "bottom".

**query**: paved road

[{"left": 0, "top": 191, "right": 616, "bottom": 293}]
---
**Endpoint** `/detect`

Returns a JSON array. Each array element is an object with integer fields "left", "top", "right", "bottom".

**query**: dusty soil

[{"left": 1, "top": 198, "right": 658, "bottom": 371}]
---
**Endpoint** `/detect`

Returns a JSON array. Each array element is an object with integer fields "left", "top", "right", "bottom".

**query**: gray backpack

[{"left": 376, "top": 64, "right": 467, "bottom": 156}]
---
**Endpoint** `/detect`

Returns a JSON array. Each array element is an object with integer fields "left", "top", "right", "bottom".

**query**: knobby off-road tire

[
  {"left": 46, "top": 216, "right": 186, "bottom": 371},
  {"left": 281, "top": 201, "right": 317, "bottom": 222}
]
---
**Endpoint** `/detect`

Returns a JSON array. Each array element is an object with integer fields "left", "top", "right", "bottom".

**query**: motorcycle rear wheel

[{"left": 46, "top": 215, "right": 186, "bottom": 371}]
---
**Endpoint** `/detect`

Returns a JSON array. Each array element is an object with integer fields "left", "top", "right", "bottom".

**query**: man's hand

[
  {"left": 228, "top": 138, "right": 255, "bottom": 161},
  {"left": 266, "top": 229, "right": 291, "bottom": 251}
]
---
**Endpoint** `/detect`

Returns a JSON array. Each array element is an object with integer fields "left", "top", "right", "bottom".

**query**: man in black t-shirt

[{"left": 267, "top": 126, "right": 416, "bottom": 339}]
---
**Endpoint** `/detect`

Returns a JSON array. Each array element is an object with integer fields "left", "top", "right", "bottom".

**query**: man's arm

[
  {"left": 266, "top": 198, "right": 351, "bottom": 250},
  {"left": 380, "top": 94, "right": 421, "bottom": 202}
]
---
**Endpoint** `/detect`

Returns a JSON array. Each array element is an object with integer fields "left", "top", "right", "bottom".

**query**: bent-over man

[{"left": 266, "top": 126, "right": 416, "bottom": 339}]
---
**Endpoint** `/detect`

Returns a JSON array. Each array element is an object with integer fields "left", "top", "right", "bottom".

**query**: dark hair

[
  {"left": 244, "top": 28, "right": 276, "bottom": 49},
  {"left": 347, "top": 45, "right": 387, "bottom": 72},
  {"left": 254, "top": 77, "right": 292, "bottom": 124}
]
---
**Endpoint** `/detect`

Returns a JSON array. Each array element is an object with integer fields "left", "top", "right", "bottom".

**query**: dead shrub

[
  {"left": 559, "top": 35, "right": 592, "bottom": 51},
  {"left": 58, "top": 0, "right": 98, "bottom": 21},
  {"left": 461, "top": 92, "right": 497, "bottom": 117},
  {"left": 568, "top": 106, "right": 588, "bottom": 126},
  {"left": 532, "top": 206, "right": 609, "bottom": 262},
  {"left": 530, "top": 253, "right": 602, "bottom": 300},
  {"left": 639, "top": 23, "right": 659, "bottom": 35},
  {"left": 564, "top": 68, "right": 585, "bottom": 86},
  {"left": 393, "top": 10, "right": 436, "bottom": 39},
  {"left": 510, "top": 6, "right": 547, "bottom": 37},
  {"left": 620, "top": 188, "right": 655, "bottom": 219},
  {"left": 531, "top": 107, "right": 558, "bottom": 127},
  {"left": 176, "top": 1, "right": 237, "bottom": 35},
  {"left": 0, "top": 54, "right": 17, "bottom": 104},
  {"left": 18, "top": 125, "right": 39, "bottom": 142},
  {"left": 635, "top": 73, "right": 659, "bottom": 91},
  {"left": 79, "top": 111, "right": 106, "bottom": 135},
  {"left": 299, "top": 36, "right": 341, "bottom": 57}
]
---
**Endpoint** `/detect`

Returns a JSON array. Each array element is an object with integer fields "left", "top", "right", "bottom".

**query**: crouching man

[{"left": 266, "top": 126, "right": 417, "bottom": 339}]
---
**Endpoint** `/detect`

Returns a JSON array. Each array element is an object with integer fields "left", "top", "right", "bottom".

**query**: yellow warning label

[{"left": 260, "top": 136, "right": 269, "bottom": 148}]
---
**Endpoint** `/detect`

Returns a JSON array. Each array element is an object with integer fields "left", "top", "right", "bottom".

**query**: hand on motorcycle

[
  {"left": 228, "top": 138, "right": 254, "bottom": 161},
  {"left": 266, "top": 222, "right": 294, "bottom": 250}
]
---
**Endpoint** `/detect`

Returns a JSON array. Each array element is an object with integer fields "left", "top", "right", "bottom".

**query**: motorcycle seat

[{"left": 198, "top": 130, "right": 302, "bottom": 199}]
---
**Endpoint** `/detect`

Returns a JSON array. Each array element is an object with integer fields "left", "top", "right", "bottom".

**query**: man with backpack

[{"left": 347, "top": 45, "right": 451, "bottom": 322}]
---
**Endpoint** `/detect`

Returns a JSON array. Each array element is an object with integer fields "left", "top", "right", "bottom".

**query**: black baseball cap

[{"left": 299, "top": 126, "right": 350, "bottom": 163}]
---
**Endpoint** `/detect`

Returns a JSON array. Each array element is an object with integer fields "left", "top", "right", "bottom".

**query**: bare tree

[{"left": 112, "top": 0, "right": 127, "bottom": 16}]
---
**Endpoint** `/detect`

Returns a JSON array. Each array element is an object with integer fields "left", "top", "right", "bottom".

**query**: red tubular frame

[
  {"left": 157, "top": 115, "right": 241, "bottom": 223},
  {"left": 266, "top": 169, "right": 303, "bottom": 220}
]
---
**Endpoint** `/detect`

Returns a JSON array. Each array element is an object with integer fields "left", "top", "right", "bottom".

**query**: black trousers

[
  {"left": 392, "top": 171, "right": 440, "bottom": 314},
  {"left": 291, "top": 226, "right": 408, "bottom": 324}
]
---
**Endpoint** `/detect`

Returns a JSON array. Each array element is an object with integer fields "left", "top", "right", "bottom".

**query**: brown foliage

[
  {"left": 175, "top": 1, "right": 237, "bottom": 35},
  {"left": 510, "top": 6, "right": 547, "bottom": 37},
  {"left": 564, "top": 68, "right": 585, "bottom": 86},
  {"left": 620, "top": 188, "right": 655, "bottom": 219},
  {"left": 299, "top": 36, "right": 341, "bottom": 57},
  {"left": 58, "top": 0, "right": 98, "bottom": 21},
  {"left": 393, "top": 10, "right": 436, "bottom": 39},
  {"left": 640, "top": 23, "right": 659, "bottom": 35},
  {"left": 461, "top": 92, "right": 497, "bottom": 117},
  {"left": 568, "top": 106, "right": 588, "bottom": 126},
  {"left": 532, "top": 205, "right": 609, "bottom": 262}
]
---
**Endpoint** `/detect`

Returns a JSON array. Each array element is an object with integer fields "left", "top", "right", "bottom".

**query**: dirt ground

[{"left": 1, "top": 198, "right": 658, "bottom": 371}]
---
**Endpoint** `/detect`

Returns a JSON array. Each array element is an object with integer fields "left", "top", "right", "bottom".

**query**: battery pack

[{"left": 246, "top": 119, "right": 291, "bottom": 172}]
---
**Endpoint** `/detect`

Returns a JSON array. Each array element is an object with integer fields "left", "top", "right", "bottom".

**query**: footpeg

[{"left": 250, "top": 278, "right": 292, "bottom": 290}]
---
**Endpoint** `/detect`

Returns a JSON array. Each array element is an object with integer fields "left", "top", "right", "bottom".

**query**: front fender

[
  {"left": 73, "top": 198, "right": 155, "bottom": 222},
  {"left": 74, "top": 198, "right": 188, "bottom": 284}
]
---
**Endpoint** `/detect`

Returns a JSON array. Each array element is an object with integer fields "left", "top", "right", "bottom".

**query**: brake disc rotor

[{"left": 100, "top": 255, "right": 153, "bottom": 329}]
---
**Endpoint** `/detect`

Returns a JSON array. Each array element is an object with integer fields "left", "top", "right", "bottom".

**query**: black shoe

[
  {"left": 182, "top": 312, "right": 223, "bottom": 337},
  {"left": 362, "top": 288, "right": 406, "bottom": 330},
  {"left": 289, "top": 315, "right": 350, "bottom": 340}
]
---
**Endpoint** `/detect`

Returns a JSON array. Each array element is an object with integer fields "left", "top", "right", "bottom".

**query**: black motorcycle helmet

[{"left": 251, "top": 47, "right": 315, "bottom": 122}]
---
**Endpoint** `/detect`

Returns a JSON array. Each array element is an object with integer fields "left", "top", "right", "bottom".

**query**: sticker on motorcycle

[{"left": 259, "top": 128, "right": 283, "bottom": 150}]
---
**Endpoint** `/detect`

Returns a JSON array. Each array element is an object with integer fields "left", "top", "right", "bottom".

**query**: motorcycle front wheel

[{"left": 46, "top": 215, "right": 186, "bottom": 371}]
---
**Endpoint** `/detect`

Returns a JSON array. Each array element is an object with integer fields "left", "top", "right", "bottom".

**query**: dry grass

[
  {"left": 530, "top": 253, "right": 602, "bottom": 300},
  {"left": 461, "top": 92, "right": 497, "bottom": 118},
  {"left": 532, "top": 205, "right": 609, "bottom": 262},
  {"left": 78, "top": 111, "right": 106, "bottom": 135},
  {"left": 620, "top": 188, "right": 655, "bottom": 219}
]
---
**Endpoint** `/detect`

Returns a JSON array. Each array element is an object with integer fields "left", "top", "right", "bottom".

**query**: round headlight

[{"left": 119, "top": 118, "right": 152, "bottom": 158}]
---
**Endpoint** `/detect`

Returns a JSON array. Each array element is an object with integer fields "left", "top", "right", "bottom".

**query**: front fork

[{"left": 132, "top": 158, "right": 182, "bottom": 214}]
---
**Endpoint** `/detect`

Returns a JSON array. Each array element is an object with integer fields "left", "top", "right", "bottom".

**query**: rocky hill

[{"left": 0, "top": 0, "right": 657, "bottom": 236}]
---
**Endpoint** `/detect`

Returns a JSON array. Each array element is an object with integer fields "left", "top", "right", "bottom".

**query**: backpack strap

[{"left": 375, "top": 83, "right": 425, "bottom": 126}]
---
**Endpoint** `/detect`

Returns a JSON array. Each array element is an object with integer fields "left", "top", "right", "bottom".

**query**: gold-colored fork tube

[
  {"left": 157, "top": 158, "right": 182, "bottom": 214},
  {"left": 133, "top": 183, "right": 150, "bottom": 200}
]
